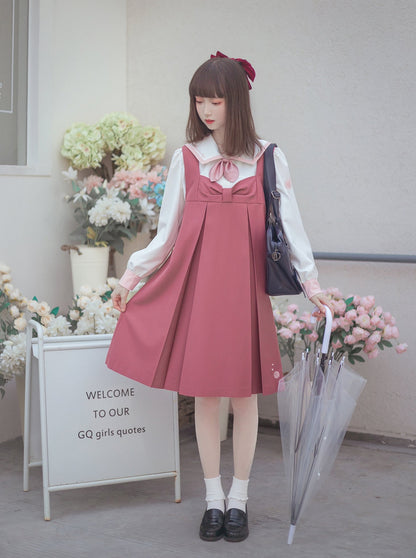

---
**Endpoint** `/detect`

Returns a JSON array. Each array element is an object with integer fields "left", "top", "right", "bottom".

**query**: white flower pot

[{"left": 70, "top": 245, "right": 110, "bottom": 295}]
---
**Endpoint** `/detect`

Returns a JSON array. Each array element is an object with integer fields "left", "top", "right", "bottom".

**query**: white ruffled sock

[
  {"left": 204, "top": 476, "right": 225, "bottom": 511},
  {"left": 227, "top": 476, "right": 249, "bottom": 512}
]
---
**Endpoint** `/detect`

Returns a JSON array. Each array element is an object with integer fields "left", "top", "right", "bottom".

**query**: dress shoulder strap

[{"left": 182, "top": 145, "right": 201, "bottom": 193}]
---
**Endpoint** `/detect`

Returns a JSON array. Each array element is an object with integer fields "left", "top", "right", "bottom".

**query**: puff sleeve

[
  {"left": 118, "top": 148, "right": 186, "bottom": 290},
  {"left": 273, "top": 147, "right": 322, "bottom": 298}
]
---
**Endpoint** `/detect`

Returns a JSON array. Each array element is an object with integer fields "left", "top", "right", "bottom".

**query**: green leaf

[
  {"left": 51, "top": 307, "right": 59, "bottom": 316},
  {"left": 111, "top": 236, "right": 124, "bottom": 254},
  {"left": 381, "top": 340, "right": 393, "bottom": 348},
  {"left": 101, "top": 290, "right": 112, "bottom": 302},
  {"left": 345, "top": 296, "right": 354, "bottom": 305},
  {"left": 348, "top": 354, "right": 365, "bottom": 364}
]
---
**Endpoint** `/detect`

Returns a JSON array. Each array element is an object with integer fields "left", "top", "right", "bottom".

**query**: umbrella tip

[{"left": 288, "top": 524, "right": 296, "bottom": 545}]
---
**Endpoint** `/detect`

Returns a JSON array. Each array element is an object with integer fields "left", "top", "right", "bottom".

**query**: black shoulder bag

[{"left": 262, "top": 143, "right": 304, "bottom": 296}]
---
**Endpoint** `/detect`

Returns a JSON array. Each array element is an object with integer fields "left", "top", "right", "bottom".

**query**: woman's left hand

[{"left": 309, "top": 293, "right": 334, "bottom": 319}]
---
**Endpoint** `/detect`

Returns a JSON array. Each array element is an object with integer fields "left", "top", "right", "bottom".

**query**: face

[{"left": 195, "top": 97, "right": 226, "bottom": 134}]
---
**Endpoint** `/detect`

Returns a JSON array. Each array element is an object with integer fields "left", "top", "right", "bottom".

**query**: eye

[{"left": 195, "top": 98, "right": 203, "bottom": 104}]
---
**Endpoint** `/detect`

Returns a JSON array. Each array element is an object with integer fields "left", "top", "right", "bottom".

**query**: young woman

[{"left": 106, "top": 52, "right": 330, "bottom": 543}]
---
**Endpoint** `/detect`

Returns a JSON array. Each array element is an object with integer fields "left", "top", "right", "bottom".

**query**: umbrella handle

[
  {"left": 321, "top": 305, "right": 332, "bottom": 355},
  {"left": 311, "top": 304, "right": 332, "bottom": 355}
]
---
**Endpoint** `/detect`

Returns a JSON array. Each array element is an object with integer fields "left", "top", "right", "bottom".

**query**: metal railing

[{"left": 313, "top": 252, "right": 416, "bottom": 264}]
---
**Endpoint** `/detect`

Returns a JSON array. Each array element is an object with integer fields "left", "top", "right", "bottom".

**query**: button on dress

[{"left": 106, "top": 145, "right": 282, "bottom": 397}]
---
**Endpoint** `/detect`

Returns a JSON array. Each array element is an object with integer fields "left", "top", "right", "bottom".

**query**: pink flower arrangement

[
  {"left": 274, "top": 288, "right": 407, "bottom": 367},
  {"left": 109, "top": 165, "right": 168, "bottom": 207},
  {"left": 63, "top": 165, "right": 167, "bottom": 252}
]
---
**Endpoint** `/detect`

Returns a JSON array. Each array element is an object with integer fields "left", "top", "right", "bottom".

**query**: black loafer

[
  {"left": 224, "top": 508, "right": 249, "bottom": 542},
  {"left": 199, "top": 508, "right": 225, "bottom": 541}
]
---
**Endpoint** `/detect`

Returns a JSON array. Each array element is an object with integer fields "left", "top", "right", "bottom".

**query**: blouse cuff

[
  {"left": 119, "top": 269, "right": 141, "bottom": 291},
  {"left": 302, "top": 279, "right": 322, "bottom": 299}
]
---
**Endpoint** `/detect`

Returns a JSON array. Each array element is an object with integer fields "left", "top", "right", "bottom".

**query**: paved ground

[{"left": 1, "top": 426, "right": 415, "bottom": 558}]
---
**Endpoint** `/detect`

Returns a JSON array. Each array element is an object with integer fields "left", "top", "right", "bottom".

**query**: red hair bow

[{"left": 210, "top": 50, "right": 256, "bottom": 90}]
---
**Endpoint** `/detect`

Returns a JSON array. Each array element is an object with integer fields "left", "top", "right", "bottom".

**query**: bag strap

[{"left": 262, "top": 143, "right": 282, "bottom": 226}]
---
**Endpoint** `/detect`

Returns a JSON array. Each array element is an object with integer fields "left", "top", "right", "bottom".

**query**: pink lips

[{"left": 205, "top": 120, "right": 214, "bottom": 125}]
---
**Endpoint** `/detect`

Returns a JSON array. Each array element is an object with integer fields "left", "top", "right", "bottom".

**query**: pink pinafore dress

[{"left": 106, "top": 145, "right": 282, "bottom": 397}]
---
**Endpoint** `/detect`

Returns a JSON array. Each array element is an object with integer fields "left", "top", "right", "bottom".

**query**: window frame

[{"left": 0, "top": 0, "right": 52, "bottom": 177}]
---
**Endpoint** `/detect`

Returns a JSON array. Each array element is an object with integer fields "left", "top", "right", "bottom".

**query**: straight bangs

[{"left": 189, "top": 64, "right": 226, "bottom": 100}]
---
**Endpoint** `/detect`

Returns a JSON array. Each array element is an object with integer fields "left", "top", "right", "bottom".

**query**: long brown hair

[{"left": 186, "top": 57, "right": 261, "bottom": 157}]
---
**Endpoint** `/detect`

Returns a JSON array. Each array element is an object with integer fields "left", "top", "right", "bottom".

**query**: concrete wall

[
  {"left": 0, "top": 0, "right": 127, "bottom": 443},
  {"left": 127, "top": 0, "right": 416, "bottom": 439}
]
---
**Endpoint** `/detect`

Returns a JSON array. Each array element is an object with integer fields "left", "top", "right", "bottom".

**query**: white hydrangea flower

[
  {"left": 78, "top": 285, "right": 94, "bottom": 297},
  {"left": 74, "top": 316, "right": 96, "bottom": 335},
  {"left": 109, "top": 198, "right": 131, "bottom": 224},
  {"left": 94, "top": 314, "right": 118, "bottom": 334},
  {"left": 88, "top": 197, "right": 111, "bottom": 226},
  {"left": 0, "top": 333, "right": 26, "bottom": 378},
  {"left": 88, "top": 196, "right": 131, "bottom": 226},
  {"left": 102, "top": 300, "right": 114, "bottom": 313},
  {"left": 82, "top": 299, "right": 102, "bottom": 319},
  {"left": 0, "top": 263, "right": 11, "bottom": 274},
  {"left": 77, "top": 296, "right": 90, "bottom": 309},
  {"left": 44, "top": 316, "right": 72, "bottom": 337}
]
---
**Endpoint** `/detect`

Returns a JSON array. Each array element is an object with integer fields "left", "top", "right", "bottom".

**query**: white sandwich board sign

[{"left": 23, "top": 320, "right": 181, "bottom": 520}]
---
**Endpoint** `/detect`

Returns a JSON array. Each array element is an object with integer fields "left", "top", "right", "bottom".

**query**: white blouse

[{"left": 119, "top": 135, "right": 321, "bottom": 298}]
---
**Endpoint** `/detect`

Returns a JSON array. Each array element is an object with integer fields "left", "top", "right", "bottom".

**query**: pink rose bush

[{"left": 273, "top": 288, "right": 407, "bottom": 367}]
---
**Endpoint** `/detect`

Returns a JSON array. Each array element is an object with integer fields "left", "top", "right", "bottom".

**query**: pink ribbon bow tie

[{"left": 209, "top": 159, "right": 239, "bottom": 183}]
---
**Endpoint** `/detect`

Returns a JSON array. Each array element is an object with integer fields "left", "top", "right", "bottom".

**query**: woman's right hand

[{"left": 111, "top": 284, "right": 129, "bottom": 312}]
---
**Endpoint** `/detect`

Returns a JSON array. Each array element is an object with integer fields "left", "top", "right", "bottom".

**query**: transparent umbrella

[{"left": 277, "top": 306, "right": 367, "bottom": 544}]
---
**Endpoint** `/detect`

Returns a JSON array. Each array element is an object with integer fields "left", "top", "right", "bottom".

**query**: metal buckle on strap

[
  {"left": 272, "top": 250, "right": 281, "bottom": 262},
  {"left": 271, "top": 190, "right": 280, "bottom": 200}
]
